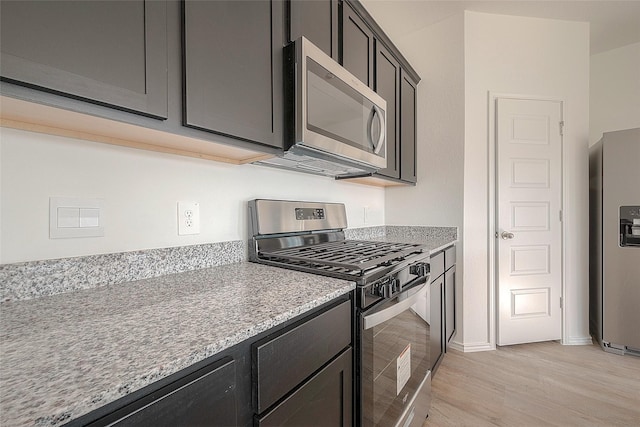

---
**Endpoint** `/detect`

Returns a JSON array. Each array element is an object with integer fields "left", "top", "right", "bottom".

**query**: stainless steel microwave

[{"left": 255, "top": 37, "right": 387, "bottom": 178}]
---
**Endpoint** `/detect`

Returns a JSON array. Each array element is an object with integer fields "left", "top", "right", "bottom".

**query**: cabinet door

[
  {"left": 183, "top": 0, "right": 283, "bottom": 148},
  {"left": 430, "top": 276, "right": 444, "bottom": 373},
  {"left": 290, "top": 0, "right": 338, "bottom": 60},
  {"left": 88, "top": 358, "right": 237, "bottom": 427},
  {"left": 374, "top": 44, "right": 400, "bottom": 179},
  {"left": 400, "top": 70, "right": 417, "bottom": 183},
  {"left": 254, "top": 300, "right": 351, "bottom": 413},
  {"left": 445, "top": 266, "right": 456, "bottom": 348},
  {"left": 340, "top": 1, "right": 374, "bottom": 88},
  {"left": 0, "top": 0, "right": 168, "bottom": 119},
  {"left": 257, "top": 348, "right": 353, "bottom": 427}
]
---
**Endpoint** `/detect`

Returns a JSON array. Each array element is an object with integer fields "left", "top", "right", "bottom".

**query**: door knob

[{"left": 501, "top": 231, "right": 515, "bottom": 240}]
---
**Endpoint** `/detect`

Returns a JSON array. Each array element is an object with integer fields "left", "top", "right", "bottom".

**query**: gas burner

[{"left": 259, "top": 240, "right": 425, "bottom": 276}]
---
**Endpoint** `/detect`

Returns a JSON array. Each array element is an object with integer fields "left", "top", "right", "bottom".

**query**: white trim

[
  {"left": 564, "top": 336, "right": 593, "bottom": 346},
  {"left": 488, "top": 92, "right": 566, "bottom": 348},
  {"left": 448, "top": 341, "right": 465, "bottom": 352},
  {"left": 560, "top": 100, "right": 568, "bottom": 346},
  {"left": 452, "top": 341, "right": 495, "bottom": 352},
  {"left": 488, "top": 92, "right": 497, "bottom": 347}
]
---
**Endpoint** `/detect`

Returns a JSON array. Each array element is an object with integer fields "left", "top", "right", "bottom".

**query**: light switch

[
  {"left": 57, "top": 207, "right": 80, "bottom": 228},
  {"left": 79, "top": 208, "right": 100, "bottom": 227},
  {"left": 50, "top": 197, "right": 105, "bottom": 239}
]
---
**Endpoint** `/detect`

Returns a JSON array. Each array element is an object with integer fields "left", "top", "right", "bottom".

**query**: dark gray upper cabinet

[
  {"left": 0, "top": 0, "right": 168, "bottom": 119},
  {"left": 183, "top": 0, "right": 283, "bottom": 148},
  {"left": 374, "top": 43, "right": 400, "bottom": 180},
  {"left": 400, "top": 70, "right": 417, "bottom": 183},
  {"left": 289, "top": 0, "right": 339, "bottom": 60},
  {"left": 339, "top": 0, "right": 420, "bottom": 184},
  {"left": 340, "top": 1, "right": 374, "bottom": 88}
]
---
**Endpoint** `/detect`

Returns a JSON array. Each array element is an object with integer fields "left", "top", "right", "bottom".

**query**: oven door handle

[{"left": 363, "top": 277, "right": 429, "bottom": 330}]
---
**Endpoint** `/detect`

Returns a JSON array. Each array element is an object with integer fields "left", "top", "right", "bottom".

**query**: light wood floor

[{"left": 424, "top": 341, "right": 640, "bottom": 426}]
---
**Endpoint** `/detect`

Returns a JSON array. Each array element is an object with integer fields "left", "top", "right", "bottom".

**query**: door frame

[{"left": 487, "top": 92, "right": 567, "bottom": 347}]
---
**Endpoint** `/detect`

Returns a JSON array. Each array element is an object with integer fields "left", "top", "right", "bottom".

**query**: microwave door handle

[
  {"left": 372, "top": 105, "right": 385, "bottom": 155},
  {"left": 362, "top": 279, "right": 429, "bottom": 330},
  {"left": 367, "top": 106, "right": 386, "bottom": 155}
]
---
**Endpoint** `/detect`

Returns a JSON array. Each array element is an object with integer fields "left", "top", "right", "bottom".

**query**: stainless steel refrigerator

[{"left": 589, "top": 128, "right": 640, "bottom": 356}]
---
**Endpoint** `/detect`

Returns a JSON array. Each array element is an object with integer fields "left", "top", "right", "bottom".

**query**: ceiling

[{"left": 361, "top": 0, "right": 640, "bottom": 54}]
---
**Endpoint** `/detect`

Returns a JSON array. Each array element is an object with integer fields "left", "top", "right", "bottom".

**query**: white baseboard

[
  {"left": 450, "top": 341, "right": 495, "bottom": 352},
  {"left": 563, "top": 336, "right": 593, "bottom": 345}
]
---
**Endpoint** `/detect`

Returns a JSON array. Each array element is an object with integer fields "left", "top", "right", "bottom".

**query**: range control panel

[{"left": 295, "top": 207, "right": 325, "bottom": 220}]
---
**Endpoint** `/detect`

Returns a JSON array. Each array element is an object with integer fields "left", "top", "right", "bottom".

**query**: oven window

[{"left": 361, "top": 298, "right": 430, "bottom": 427}]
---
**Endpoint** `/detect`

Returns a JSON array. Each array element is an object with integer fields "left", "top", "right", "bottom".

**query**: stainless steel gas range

[{"left": 248, "top": 199, "right": 432, "bottom": 427}]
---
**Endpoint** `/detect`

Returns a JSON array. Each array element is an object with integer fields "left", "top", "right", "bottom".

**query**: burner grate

[{"left": 259, "top": 240, "right": 424, "bottom": 273}]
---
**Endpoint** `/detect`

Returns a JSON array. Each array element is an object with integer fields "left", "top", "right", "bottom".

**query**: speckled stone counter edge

[
  {"left": 347, "top": 225, "right": 458, "bottom": 244},
  {"left": 0, "top": 226, "right": 456, "bottom": 302},
  {"left": 384, "top": 225, "right": 458, "bottom": 242},
  {"left": 0, "top": 241, "right": 245, "bottom": 302},
  {"left": 344, "top": 225, "right": 386, "bottom": 240}
]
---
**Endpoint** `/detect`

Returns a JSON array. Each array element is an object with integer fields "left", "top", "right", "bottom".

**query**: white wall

[
  {"left": 383, "top": 15, "right": 465, "bottom": 229},
  {"left": 464, "top": 12, "right": 591, "bottom": 348},
  {"left": 380, "top": 14, "right": 466, "bottom": 345},
  {"left": 589, "top": 42, "right": 640, "bottom": 146},
  {"left": 0, "top": 128, "right": 385, "bottom": 264}
]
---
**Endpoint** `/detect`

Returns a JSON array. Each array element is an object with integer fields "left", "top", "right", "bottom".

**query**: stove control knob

[
  {"left": 376, "top": 280, "right": 392, "bottom": 298},
  {"left": 381, "top": 282, "right": 391, "bottom": 298},
  {"left": 390, "top": 278, "right": 401, "bottom": 294},
  {"left": 410, "top": 262, "right": 430, "bottom": 277}
]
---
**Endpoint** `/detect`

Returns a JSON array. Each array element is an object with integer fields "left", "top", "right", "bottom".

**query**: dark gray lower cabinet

[
  {"left": 183, "top": 0, "right": 283, "bottom": 148},
  {"left": 67, "top": 295, "right": 352, "bottom": 427},
  {"left": 430, "top": 245, "right": 456, "bottom": 374},
  {"left": 444, "top": 245, "right": 457, "bottom": 348},
  {"left": 256, "top": 348, "right": 352, "bottom": 426},
  {"left": 445, "top": 265, "right": 456, "bottom": 347},
  {"left": 253, "top": 300, "right": 353, "bottom": 425},
  {"left": 430, "top": 274, "right": 444, "bottom": 373},
  {"left": 254, "top": 301, "right": 351, "bottom": 412},
  {"left": 85, "top": 358, "right": 237, "bottom": 426},
  {"left": 0, "top": 0, "right": 168, "bottom": 119}
]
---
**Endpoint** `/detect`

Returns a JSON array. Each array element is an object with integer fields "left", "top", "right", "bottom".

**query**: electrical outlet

[{"left": 178, "top": 201, "right": 200, "bottom": 235}]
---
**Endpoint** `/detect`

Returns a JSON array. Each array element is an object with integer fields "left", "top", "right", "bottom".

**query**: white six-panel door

[{"left": 496, "top": 98, "right": 563, "bottom": 346}]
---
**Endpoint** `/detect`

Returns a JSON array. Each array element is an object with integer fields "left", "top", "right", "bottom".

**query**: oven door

[{"left": 360, "top": 282, "right": 431, "bottom": 427}]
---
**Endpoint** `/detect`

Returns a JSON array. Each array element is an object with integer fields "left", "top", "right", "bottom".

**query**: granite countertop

[
  {"left": 0, "top": 226, "right": 456, "bottom": 426},
  {"left": 0, "top": 262, "right": 355, "bottom": 427},
  {"left": 379, "top": 226, "right": 458, "bottom": 254}
]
